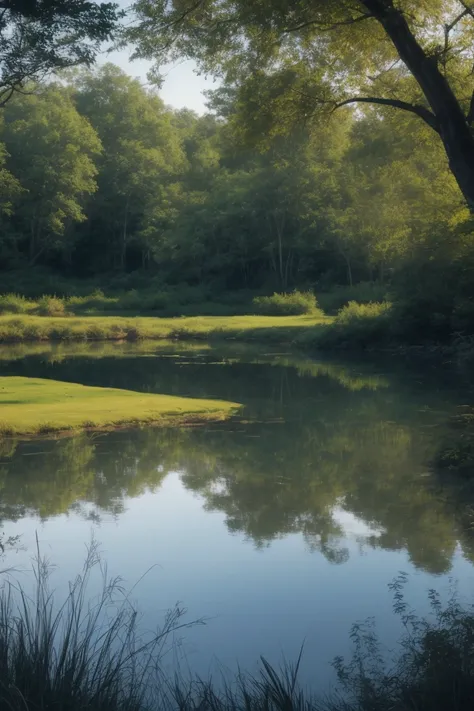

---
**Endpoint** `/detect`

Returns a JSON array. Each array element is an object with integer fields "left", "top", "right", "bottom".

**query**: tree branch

[
  {"left": 335, "top": 96, "right": 440, "bottom": 132},
  {"left": 458, "top": 1, "right": 474, "bottom": 21},
  {"left": 282, "top": 12, "right": 372, "bottom": 35}
]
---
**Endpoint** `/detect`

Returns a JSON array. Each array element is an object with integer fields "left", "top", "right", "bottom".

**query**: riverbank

[
  {"left": 0, "top": 313, "right": 331, "bottom": 344},
  {"left": 0, "top": 376, "right": 240, "bottom": 436},
  {"left": 0, "top": 302, "right": 470, "bottom": 361}
]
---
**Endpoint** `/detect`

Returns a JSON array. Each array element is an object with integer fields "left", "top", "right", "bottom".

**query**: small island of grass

[{"left": 0, "top": 377, "right": 240, "bottom": 436}]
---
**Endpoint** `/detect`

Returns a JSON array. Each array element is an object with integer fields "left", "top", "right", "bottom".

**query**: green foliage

[
  {"left": 0, "top": 294, "right": 35, "bottom": 315},
  {"left": 0, "top": 0, "right": 119, "bottom": 106},
  {"left": 37, "top": 296, "right": 66, "bottom": 317},
  {"left": 335, "top": 301, "right": 392, "bottom": 325},
  {"left": 0, "top": 60, "right": 472, "bottom": 349},
  {"left": 328, "top": 576, "right": 474, "bottom": 711},
  {"left": 253, "top": 291, "right": 320, "bottom": 316},
  {"left": 314, "top": 302, "right": 393, "bottom": 351},
  {"left": 128, "top": 0, "right": 474, "bottom": 208},
  {"left": 1, "top": 85, "right": 101, "bottom": 264},
  {"left": 318, "top": 282, "right": 389, "bottom": 314}
]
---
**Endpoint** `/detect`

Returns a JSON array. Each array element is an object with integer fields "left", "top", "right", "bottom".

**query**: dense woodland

[{"left": 2, "top": 0, "right": 474, "bottom": 343}]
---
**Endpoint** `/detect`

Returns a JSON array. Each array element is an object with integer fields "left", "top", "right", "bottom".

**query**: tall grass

[{"left": 0, "top": 540, "right": 197, "bottom": 711}]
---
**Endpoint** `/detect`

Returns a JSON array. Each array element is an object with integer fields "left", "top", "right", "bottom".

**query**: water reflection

[{"left": 0, "top": 342, "right": 473, "bottom": 576}]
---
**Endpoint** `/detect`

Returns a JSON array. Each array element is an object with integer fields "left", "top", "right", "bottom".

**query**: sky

[{"left": 104, "top": 6, "right": 218, "bottom": 115}]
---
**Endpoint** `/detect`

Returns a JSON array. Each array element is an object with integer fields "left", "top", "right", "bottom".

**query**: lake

[{"left": 0, "top": 340, "right": 474, "bottom": 692}]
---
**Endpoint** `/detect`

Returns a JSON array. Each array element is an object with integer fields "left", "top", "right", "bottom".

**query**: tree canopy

[
  {"left": 0, "top": 0, "right": 120, "bottom": 105},
  {"left": 128, "top": 0, "right": 474, "bottom": 207}
]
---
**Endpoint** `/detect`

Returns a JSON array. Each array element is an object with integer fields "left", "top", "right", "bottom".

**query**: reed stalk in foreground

[{"left": 0, "top": 540, "right": 198, "bottom": 711}]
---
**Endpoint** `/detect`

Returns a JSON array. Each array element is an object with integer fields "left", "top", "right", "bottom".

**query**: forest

[{"left": 1, "top": 0, "right": 474, "bottom": 348}]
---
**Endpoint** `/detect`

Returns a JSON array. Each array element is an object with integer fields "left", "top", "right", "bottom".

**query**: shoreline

[{"left": 0, "top": 376, "right": 240, "bottom": 438}]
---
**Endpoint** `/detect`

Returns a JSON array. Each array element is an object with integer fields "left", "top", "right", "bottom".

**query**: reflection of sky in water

[
  {"left": 332, "top": 506, "right": 383, "bottom": 539},
  {"left": 1, "top": 342, "right": 474, "bottom": 693}
]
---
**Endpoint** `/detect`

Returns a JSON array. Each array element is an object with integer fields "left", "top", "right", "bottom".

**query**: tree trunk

[
  {"left": 273, "top": 212, "right": 286, "bottom": 289},
  {"left": 362, "top": 0, "right": 474, "bottom": 209},
  {"left": 121, "top": 196, "right": 129, "bottom": 270}
]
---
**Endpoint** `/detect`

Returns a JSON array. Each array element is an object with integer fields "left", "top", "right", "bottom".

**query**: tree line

[{"left": 0, "top": 63, "right": 466, "bottom": 293}]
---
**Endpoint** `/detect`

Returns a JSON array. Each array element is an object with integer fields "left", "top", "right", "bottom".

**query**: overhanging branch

[
  {"left": 458, "top": 1, "right": 474, "bottom": 21},
  {"left": 282, "top": 12, "right": 371, "bottom": 35},
  {"left": 335, "top": 96, "right": 440, "bottom": 132}
]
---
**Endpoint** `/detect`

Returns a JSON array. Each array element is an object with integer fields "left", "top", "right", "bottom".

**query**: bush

[
  {"left": 326, "top": 575, "right": 474, "bottom": 711},
  {"left": 316, "top": 301, "right": 393, "bottom": 350},
  {"left": 318, "top": 282, "right": 389, "bottom": 314},
  {"left": 67, "top": 290, "right": 118, "bottom": 313},
  {"left": 0, "top": 294, "right": 36, "bottom": 314},
  {"left": 253, "top": 291, "right": 321, "bottom": 316},
  {"left": 37, "top": 296, "right": 66, "bottom": 316}
]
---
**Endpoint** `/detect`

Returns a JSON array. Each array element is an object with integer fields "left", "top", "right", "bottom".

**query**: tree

[
  {"left": 1, "top": 85, "right": 102, "bottom": 264},
  {"left": 72, "top": 64, "right": 186, "bottom": 271},
  {"left": 0, "top": 0, "right": 120, "bottom": 106},
  {"left": 128, "top": 0, "right": 474, "bottom": 208},
  {"left": 0, "top": 135, "right": 23, "bottom": 264}
]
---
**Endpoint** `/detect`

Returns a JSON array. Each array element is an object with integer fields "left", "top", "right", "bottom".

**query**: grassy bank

[
  {"left": 0, "top": 376, "right": 239, "bottom": 435},
  {"left": 1, "top": 546, "right": 473, "bottom": 711},
  {"left": 0, "top": 313, "right": 330, "bottom": 344},
  {"left": 1, "top": 289, "right": 466, "bottom": 355}
]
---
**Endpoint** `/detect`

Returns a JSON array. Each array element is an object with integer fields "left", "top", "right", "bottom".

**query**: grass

[
  {"left": 0, "top": 540, "right": 197, "bottom": 711},
  {"left": 0, "top": 313, "right": 331, "bottom": 344},
  {"left": 0, "top": 287, "right": 252, "bottom": 318},
  {"left": 1, "top": 548, "right": 474, "bottom": 711},
  {"left": 0, "top": 376, "right": 240, "bottom": 436}
]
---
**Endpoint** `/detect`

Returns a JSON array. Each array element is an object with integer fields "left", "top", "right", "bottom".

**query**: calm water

[{"left": 1, "top": 341, "right": 474, "bottom": 691}]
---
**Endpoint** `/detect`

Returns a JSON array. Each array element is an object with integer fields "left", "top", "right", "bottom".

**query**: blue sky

[{"left": 103, "top": 2, "right": 217, "bottom": 115}]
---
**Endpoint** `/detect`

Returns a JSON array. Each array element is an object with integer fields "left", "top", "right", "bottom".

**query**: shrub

[
  {"left": 316, "top": 301, "right": 393, "bottom": 350},
  {"left": 327, "top": 574, "right": 474, "bottom": 711},
  {"left": 335, "top": 300, "right": 392, "bottom": 325},
  {"left": 0, "top": 294, "right": 36, "bottom": 314},
  {"left": 318, "top": 282, "right": 389, "bottom": 314},
  {"left": 253, "top": 291, "right": 321, "bottom": 316},
  {"left": 36, "top": 296, "right": 66, "bottom": 316},
  {"left": 67, "top": 290, "right": 118, "bottom": 314}
]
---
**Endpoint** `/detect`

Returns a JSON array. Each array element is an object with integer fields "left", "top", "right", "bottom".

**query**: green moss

[{"left": 0, "top": 376, "right": 240, "bottom": 436}]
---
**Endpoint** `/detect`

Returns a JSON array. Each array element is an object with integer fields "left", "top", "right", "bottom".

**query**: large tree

[
  {"left": 72, "top": 64, "right": 186, "bottom": 270},
  {"left": 0, "top": 0, "right": 120, "bottom": 106},
  {"left": 128, "top": 0, "right": 474, "bottom": 208},
  {"left": 1, "top": 85, "right": 102, "bottom": 263}
]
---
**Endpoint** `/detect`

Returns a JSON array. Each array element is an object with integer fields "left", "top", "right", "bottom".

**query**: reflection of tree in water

[
  {"left": 0, "top": 345, "right": 472, "bottom": 574},
  {"left": 0, "top": 431, "right": 179, "bottom": 522}
]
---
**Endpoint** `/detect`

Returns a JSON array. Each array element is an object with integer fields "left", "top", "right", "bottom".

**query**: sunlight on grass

[
  {"left": 0, "top": 376, "right": 240, "bottom": 435},
  {"left": 0, "top": 313, "right": 331, "bottom": 343}
]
